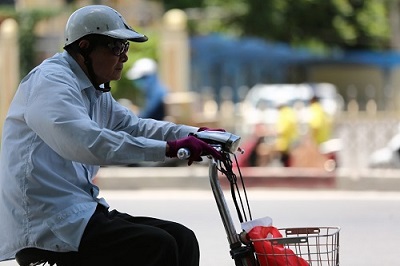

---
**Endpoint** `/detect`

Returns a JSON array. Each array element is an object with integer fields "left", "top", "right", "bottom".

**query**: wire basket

[{"left": 251, "top": 226, "right": 340, "bottom": 266}]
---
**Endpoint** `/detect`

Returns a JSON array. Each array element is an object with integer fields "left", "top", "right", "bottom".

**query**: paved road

[{"left": 1, "top": 189, "right": 399, "bottom": 265}]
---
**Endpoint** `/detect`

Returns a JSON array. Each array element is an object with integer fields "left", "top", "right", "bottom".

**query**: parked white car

[
  {"left": 369, "top": 125, "right": 400, "bottom": 168},
  {"left": 239, "top": 83, "right": 343, "bottom": 136}
]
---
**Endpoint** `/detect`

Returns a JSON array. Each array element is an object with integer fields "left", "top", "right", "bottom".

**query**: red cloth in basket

[{"left": 248, "top": 226, "right": 309, "bottom": 266}]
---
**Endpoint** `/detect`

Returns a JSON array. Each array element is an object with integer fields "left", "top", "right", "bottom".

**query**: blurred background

[
  {"left": 2, "top": 3, "right": 400, "bottom": 265},
  {"left": 2, "top": 0, "right": 400, "bottom": 171}
]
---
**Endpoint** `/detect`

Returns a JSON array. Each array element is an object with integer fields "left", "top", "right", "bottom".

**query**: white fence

[
  {"left": 200, "top": 87, "right": 400, "bottom": 170},
  {"left": 335, "top": 114, "right": 400, "bottom": 169}
]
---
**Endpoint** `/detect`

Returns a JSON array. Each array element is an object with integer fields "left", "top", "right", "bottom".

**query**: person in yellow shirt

[
  {"left": 275, "top": 101, "right": 299, "bottom": 167},
  {"left": 308, "top": 96, "right": 332, "bottom": 145}
]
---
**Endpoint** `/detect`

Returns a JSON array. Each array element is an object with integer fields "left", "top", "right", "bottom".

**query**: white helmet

[
  {"left": 127, "top": 58, "right": 157, "bottom": 80},
  {"left": 64, "top": 5, "right": 147, "bottom": 47}
]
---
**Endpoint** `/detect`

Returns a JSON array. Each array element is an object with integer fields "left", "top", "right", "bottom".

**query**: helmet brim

[{"left": 106, "top": 28, "right": 148, "bottom": 43}]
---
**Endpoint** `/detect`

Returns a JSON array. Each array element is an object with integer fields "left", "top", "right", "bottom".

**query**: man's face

[{"left": 89, "top": 38, "right": 130, "bottom": 84}]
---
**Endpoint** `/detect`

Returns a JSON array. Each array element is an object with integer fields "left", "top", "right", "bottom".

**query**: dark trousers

[{"left": 56, "top": 204, "right": 200, "bottom": 266}]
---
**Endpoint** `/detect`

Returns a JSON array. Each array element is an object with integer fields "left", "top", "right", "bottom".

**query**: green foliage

[
  {"left": 0, "top": 7, "right": 59, "bottom": 78},
  {"left": 0, "top": 5, "right": 15, "bottom": 17},
  {"left": 154, "top": 0, "right": 206, "bottom": 10},
  {"left": 19, "top": 9, "right": 60, "bottom": 77},
  {"left": 227, "top": 0, "right": 390, "bottom": 50},
  {"left": 164, "top": 0, "right": 391, "bottom": 51}
]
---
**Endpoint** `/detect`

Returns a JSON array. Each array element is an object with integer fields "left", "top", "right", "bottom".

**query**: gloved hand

[
  {"left": 198, "top": 127, "right": 226, "bottom": 132},
  {"left": 167, "top": 135, "right": 222, "bottom": 165}
]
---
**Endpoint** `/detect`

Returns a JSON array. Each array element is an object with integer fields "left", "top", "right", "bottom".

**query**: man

[{"left": 0, "top": 5, "right": 221, "bottom": 266}]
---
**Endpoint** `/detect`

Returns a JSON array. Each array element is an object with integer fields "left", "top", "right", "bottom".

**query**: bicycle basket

[{"left": 250, "top": 226, "right": 340, "bottom": 266}]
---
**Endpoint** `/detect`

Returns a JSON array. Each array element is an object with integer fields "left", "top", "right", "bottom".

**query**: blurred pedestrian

[
  {"left": 127, "top": 58, "right": 167, "bottom": 120},
  {"left": 275, "top": 100, "right": 299, "bottom": 167},
  {"left": 308, "top": 95, "right": 332, "bottom": 145}
]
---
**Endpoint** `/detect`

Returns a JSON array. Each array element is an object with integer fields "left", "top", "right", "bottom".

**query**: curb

[{"left": 336, "top": 168, "right": 400, "bottom": 191}]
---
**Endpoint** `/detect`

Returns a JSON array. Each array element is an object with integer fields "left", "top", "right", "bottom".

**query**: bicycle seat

[{"left": 15, "top": 248, "right": 57, "bottom": 266}]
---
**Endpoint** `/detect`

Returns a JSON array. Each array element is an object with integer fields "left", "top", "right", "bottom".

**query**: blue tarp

[
  {"left": 190, "top": 34, "right": 319, "bottom": 102},
  {"left": 331, "top": 50, "right": 400, "bottom": 69},
  {"left": 189, "top": 34, "right": 400, "bottom": 103}
]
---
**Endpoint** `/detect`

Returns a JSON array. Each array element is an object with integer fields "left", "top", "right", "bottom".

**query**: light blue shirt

[{"left": 0, "top": 51, "right": 197, "bottom": 261}]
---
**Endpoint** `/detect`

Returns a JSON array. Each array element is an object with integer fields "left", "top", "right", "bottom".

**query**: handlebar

[
  {"left": 177, "top": 148, "right": 190, "bottom": 160},
  {"left": 176, "top": 131, "right": 242, "bottom": 160}
]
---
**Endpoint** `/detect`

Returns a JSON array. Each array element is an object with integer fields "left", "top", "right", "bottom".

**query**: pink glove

[
  {"left": 167, "top": 136, "right": 222, "bottom": 165},
  {"left": 198, "top": 127, "right": 226, "bottom": 132}
]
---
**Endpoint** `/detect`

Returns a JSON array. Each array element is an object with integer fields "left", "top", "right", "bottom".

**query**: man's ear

[{"left": 78, "top": 39, "right": 90, "bottom": 51}]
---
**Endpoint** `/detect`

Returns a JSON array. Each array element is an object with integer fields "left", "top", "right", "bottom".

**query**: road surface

[{"left": 1, "top": 189, "right": 399, "bottom": 265}]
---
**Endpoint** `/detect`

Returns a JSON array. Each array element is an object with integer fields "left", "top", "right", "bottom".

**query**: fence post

[
  {"left": 0, "top": 18, "right": 19, "bottom": 141},
  {"left": 160, "top": 9, "right": 201, "bottom": 125},
  {"left": 159, "top": 9, "right": 189, "bottom": 93}
]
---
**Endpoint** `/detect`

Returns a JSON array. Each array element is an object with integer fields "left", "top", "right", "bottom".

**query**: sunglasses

[{"left": 107, "top": 40, "right": 130, "bottom": 56}]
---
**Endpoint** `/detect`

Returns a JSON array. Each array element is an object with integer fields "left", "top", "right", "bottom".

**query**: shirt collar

[{"left": 62, "top": 51, "right": 93, "bottom": 92}]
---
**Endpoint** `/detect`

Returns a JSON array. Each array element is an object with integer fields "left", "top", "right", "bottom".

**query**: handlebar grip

[{"left": 177, "top": 148, "right": 191, "bottom": 159}]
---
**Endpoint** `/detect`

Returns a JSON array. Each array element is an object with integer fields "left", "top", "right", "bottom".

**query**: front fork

[{"left": 209, "top": 159, "right": 258, "bottom": 266}]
